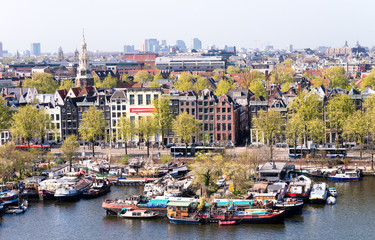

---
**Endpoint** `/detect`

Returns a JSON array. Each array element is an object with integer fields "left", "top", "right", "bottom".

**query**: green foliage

[
  {"left": 11, "top": 105, "right": 41, "bottom": 145},
  {"left": 360, "top": 68, "right": 375, "bottom": 90},
  {"left": 58, "top": 80, "right": 74, "bottom": 91},
  {"left": 286, "top": 114, "right": 304, "bottom": 147},
  {"left": 23, "top": 73, "right": 59, "bottom": 94},
  {"left": 282, "top": 58, "right": 295, "bottom": 67},
  {"left": 326, "top": 93, "right": 354, "bottom": 134},
  {"left": 0, "top": 99, "right": 11, "bottom": 130},
  {"left": 160, "top": 154, "right": 172, "bottom": 164},
  {"left": 172, "top": 112, "right": 201, "bottom": 152},
  {"left": 61, "top": 135, "right": 79, "bottom": 170},
  {"left": 253, "top": 110, "right": 284, "bottom": 160},
  {"left": 147, "top": 80, "right": 160, "bottom": 88},
  {"left": 120, "top": 155, "right": 130, "bottom": 165},
  {"left": 153, "top": 96, "right": 172, "bottom": 144},
  {"left": 137, "top": 116, "right": 157, "bottom": 157},
  {"left": 153, "top": 74, "right": 163, "bottom": 80},
  {"left": 215, "top": 79, "right": 235, "bottom": 96},
  {"left": 288, "top": 90, "right": 322, "bottom": 124},
  {"left": 95, "top": 74, "right": 118, "bottom": 88},
  {"left": 310, "top": 76, "right": 328, "bottom": 88},
  {"left": 324, "top": 66, "right": 349, "bottom": 88},
  {"left": 193, "top": 76, "right": 209, "bottom": 91},
  {"left": 121, "top": 74, "right": 130, "bottom": 82},
  {"left": 116, "top": 116, "right": 135, "bottom": 155},
  {"left": 249, "top": 80, "right": 267, "bottom": 98},
  {"left": 134, "top": 70, "right": 153, "bottom": 84},
  {"left": 174, "top": 73, "right": 194, "bottom": 91},
  {"left": 79, "top": 107, "right": 106, "bottom": 156},
  {"left": 226, "top": 66, "right": 240, "bottom": 74},
  {"left": 55, "top": 158, "right": 64, "bottom": 164},
  {"left": 269, "top": 67, "right": 294, "bottom": 84},
  {"left": 240, "top": 70, "right": 264, "bottom": 89},
  {"left": 343, "top": 110, "right": 369, "bottom": 159}
]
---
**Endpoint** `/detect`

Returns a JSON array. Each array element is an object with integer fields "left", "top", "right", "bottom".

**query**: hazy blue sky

[{"left": 1, "top": 0, "right": 375, "bottom": 53}]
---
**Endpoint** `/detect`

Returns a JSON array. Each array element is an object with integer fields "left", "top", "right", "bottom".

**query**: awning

[{"left": 167, "top": 202, "right": 191, "bottom": 207}]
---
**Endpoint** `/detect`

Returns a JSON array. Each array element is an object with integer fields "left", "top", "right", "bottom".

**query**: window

[
  {"left": 222, "top": 115, "right": 226, "bottom": 121},
  {"left": 204, "top": 108, "right": 208, "bottom": 113},
  {"left": 204, "top": 102, "right": 208, "bottom": 106},
  {"left": 117, "top": 113, "right": 121, "bottom": 118},
  {"left": 130, "top": 95, "right": 135, "bottom": 105},
  {"left": 209, "top": 124, "right": 213, "bottom": 131},
  {"left": 209, "top": 108, "right": 213, "bottom": 113},
  {"left": 181, "top": 102, "right": 184, "bottom": 106},
  {"left": 122, "top": 105, "right": 126, "bottom": 110},
  {"left": 154, "top": 94, "right": 158, "bottom": 100},
  {"left": 222, "top": 101, "right": 225, "bottom": 106},
  {"left": 217, "top": 115, "right": 221, "bottom": 121},
  {"left": 228, "top": 108, "right": 231, "bottom": 112},
  {"left": 56, "top": 123, "right": 60, "bottom": 129},
  {"left": 138, "top": 94, "right": 143, "bottom": 105},
  {"left": 146, "top": 94, "right": 151, "bottom": 105},
  {"left": 210, "top": 102, "right": 213, "bottom": 106},
  {"left": 192, "top": 109, "right": 195, "bottom": 115},
  {"left": 113, "top": 120, "right": 117, "bottom": 126},
  {"left": 222, "top": 123, "right": 226, "bottom": 131},
  {"left": 198, "top": 101, "right": 203, "bottom": 106},
  {"left": 51, "top": 114, "right": 54, "bottom": 120},
  {"left": 217, "top": 133, "right": 221, "bottom": 141},
  {"left": 222, "top": 108, "right": 226, "bottom": 113},
  {"left": 192, "top": 102, "right": 195, "bottom": 106},
  {"left": 209, "top": 115, "right": 213, "bottom": 120},
  {"left": 204, "top": 124, "right": 208, "bottom": 131},
  {"left": 117, "top": 105, "right": 121, "bottom": 111},
  {"left": 228, "top": 133, "right": 232, "bottom": 141},
  {"left": 204, "top": 115, "right": 208, "bottom": 120},
  {"left": 222, "top": 133, "right": 227, "bottom": 141},
  {"left": 186, "top": 102, "right": 189, "bottom": 106},
  {"left": 112, "top": 113, "right": 116, "bottom": 118},
  {"left": 217, "top": 108, "right": 220, "bottom": 113},
  {"left": 199, "top": 115, "right": 203, "bottom": 120},
  {"left": 228, "top": 123, "right": 232, "bottom": 131},
  {"left": 217, "top": 123, "right": 221, "bottom": 131},
  {"left": 228, "top": 115, "right": 231, "bottom": 121},
  {"left": 56, "top": 115, "right": 59, "bottom": 120},
  {"left": 186, "top": 109, "right": 190, "bottom": 114},
  {"left": 130, "top": 116, "right": 135, "bottom": 122},
  {"left": 199, "top": 108, "right": 203, "bottom": 113}
]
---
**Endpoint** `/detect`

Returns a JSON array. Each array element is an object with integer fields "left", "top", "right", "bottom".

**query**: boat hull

[
  {"left": 38, "top": 190, "right": 56, "bottom": 201},
  {"left": 83, "top": 186, "right": 111, "bottom": 199},
  {"left": 329, "top": 176, "right": 359, "bottom": 181},
  {"left": 168, "top": 216, "right": 202, "bottom": 224},
  {"left": 199, "top": 211, "right": 285, "bottom": 224},
  {"left": 55, "top": 192, "right": 83, "bottom": 202},
  {"left": 273, "top": 202, "right": 304, "bottom": 215},
  {"left": 309, "top": 198, "right": 327, "bottom": 204}
]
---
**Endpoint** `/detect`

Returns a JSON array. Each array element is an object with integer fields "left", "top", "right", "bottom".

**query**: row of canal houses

[{"left": 1, "top": 82, "right": 375, "bottom": 147}]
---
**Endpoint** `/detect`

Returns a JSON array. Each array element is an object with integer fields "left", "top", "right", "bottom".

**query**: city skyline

[{"left": 1, "top": 0, "right": 375, "bottom": 53}]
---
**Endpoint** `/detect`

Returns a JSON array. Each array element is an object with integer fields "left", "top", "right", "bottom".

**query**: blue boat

[
  {"left": 167, "top": 215, "right": 202, "bottom": 224},
  {"left": 329, "top": 171, "right": 360, "bottom": 181}
]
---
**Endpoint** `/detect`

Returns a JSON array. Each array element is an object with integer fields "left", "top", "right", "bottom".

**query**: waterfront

[{"left": 1, "top": 178, "right": 375, "bottom": 240}]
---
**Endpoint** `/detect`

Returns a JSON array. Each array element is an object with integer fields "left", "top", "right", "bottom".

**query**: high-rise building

[
  {"left": 0, "top": 41, "right": 3, "bottom": 58},
  {"left": 124, "top": 45, "right": 135, "bottom": 53},
  {"left": 192, "top": 38, "right": 202, "bottom": 50},
  {"left": 286, "top": 44, "right": 293, "bottom": 52},
  {"left": 140, "top": 39, "right": 159, "bottom": 52},
  {"left": 31, "top": 43, "right": 41, "bottom": 56},
  {"left": 175, "top": 40, "right": 186, "bottom": 50}
]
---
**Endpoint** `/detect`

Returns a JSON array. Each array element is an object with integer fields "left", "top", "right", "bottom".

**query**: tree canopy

[
  {"left": 226, "top": 66, "right": 240, "bottom": 74},
  {"left": 61, "top": 135, "right": 80, "bottom": 171},
  {"left": 0, "top": 99, "right": 11, "bottom": 130},
  {"left": 360, "top": 68, "right": 375, "bottom": 90},
  {"left": 153, "top": 96, "right": 172, "bottom": 148},
  {"left": 23, "top": 73, "right": 59, "bottom": 94},
  {"left": 116, "top": 115, "right": 135, "bottom": 155},
  {"left": 95, "top": 74, "right": 118, "bottom": 88},
  {"left": 79, "top": 106, "right": 106, "bottom": 156},
  {"left": 193, "top": 76, "right": 209, "bottom": 91},
  {"left": 58, "top": 79, "right": 75, "bottom": 91},
  {"left": 215, "top": 79, "right": 235, "bottom": 96},
  {"left": 326, "top": 93, "right": 354, "bottom": 136},
  {"left": 137, "top": 116, "right": 157, "bottom": 157},
  {"left": 134, "top": 70, "right": 153, "bottom": 84},
  {"left": 249, "top": 79, "right": 267, "bottom": 98},
  {"left": 172, "top": 112, "right": 201, "bottom": 155},
  {"left": 174, "top": 73, "right": 194, "bottom": 91},
  {"left": 324, "top": 66, "right": 349, "bottom": 89}
]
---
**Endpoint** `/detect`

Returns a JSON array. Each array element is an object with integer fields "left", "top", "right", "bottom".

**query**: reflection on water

[{"left": 1, "top": 178, "right": 375, "bottom": 240}]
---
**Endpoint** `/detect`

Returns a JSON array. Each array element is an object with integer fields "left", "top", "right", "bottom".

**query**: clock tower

[{"left": 75, "top": 32, "right": 94, "bottom": 87}]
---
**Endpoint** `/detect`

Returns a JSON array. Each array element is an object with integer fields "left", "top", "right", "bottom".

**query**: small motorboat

[
  {"left": 329, "top": 171, "right": 360, "bottom": 181},
  {"left": 167, "top": 215, "right": 203, "bottom": 224},
  {"left": 309, "top": 183, "right": 328, "bottom": 204},
  {"left": 326, "top": 196, "right": 336, "bottom": 205},
  {"left": 273, "top": 198, "right": 304, "bottom": 215},
  {"left": 6, "top": 200, "right": 28, "bottom": 214},
  {"left": 219, "top": 220, "right": 236, "bottom": 225},
  {"left": 329, "top": 187, "right": 338, "bottom": 197},
  {"left": 118, "top": 207, "right": 157, "bottom": 219}
]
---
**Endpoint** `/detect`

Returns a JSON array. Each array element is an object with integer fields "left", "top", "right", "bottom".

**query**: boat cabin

[
  {"left": 259, "top": 162, "right": 286, "bottom": 182},
  {"left": 167, "top": 202, "right": 193, "bottom": 218}
]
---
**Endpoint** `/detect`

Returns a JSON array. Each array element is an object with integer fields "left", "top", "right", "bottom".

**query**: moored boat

[
  {"left": 118, "top": 207, "right": 157, "bottom": 219},
  {"left": 329, "top": 187, "right": 338, "bottom": 197},
  {"left": 83, "top": 178, "right": 111, "bottom": 199},
  {"left": 0, "top": 201, "right": 6, "bottom": 217},
  {"left": 167, "top": 215, "right": 202, "bottom": 224},
  {"left": 273, "top": 198, "right": 304, "bottom": 215},
  {"left": 285, "top": 175, "right": 312, "bottom": 201},
  {"left": 327, "top": 196, "right": 337, "bottom": 205},
  {"left": 309, "top": 183, "right": 328, "bottom": 204},
  {"left": 6, "top": 200, "right": 28, "bottom": 214},
  {"left": 219, "top": 220, "right": 236, "bottom": 225},
  {"left": 54, "top": 178, "right": 91, "bottom": 201},
  {"left": 0, "top": 190, "right": 19, "bottom": 206},
  {"left": 329, "top": 171, "right": 360, "bottom": 181},
  {"left": 102, "top": 196, "right": 143, "bottom": 215}
]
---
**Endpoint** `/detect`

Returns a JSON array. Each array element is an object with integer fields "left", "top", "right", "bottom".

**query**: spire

[{"left": 344, "top": 41, "right": 348, "bottom": 48}]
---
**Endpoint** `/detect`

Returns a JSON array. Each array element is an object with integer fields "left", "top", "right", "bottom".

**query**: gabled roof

[
  {"left": 78, "top": 86, "right": 97, "bottom": 97},
  {"left": 116, "top": 82, "right": 142, "bottom": 88},
  {"left": 347, "top": 87, "right": 360, "bottom": 95},
  {"left": 56, "top": 89, "right": 68, "bottom": 100},
  {"left": 111, "top": 90, "right": 126, "bottom": 99}
]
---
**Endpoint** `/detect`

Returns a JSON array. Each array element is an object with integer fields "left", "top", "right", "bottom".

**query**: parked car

[
  {"left": 216, "top": 179, "right": 226, "bottom": 187},
  {"left": 165, "top": 143, "right": 175, "bottom": 148},
  {"left": 226, "top": 141, "right": 234, "bottom": 148}
]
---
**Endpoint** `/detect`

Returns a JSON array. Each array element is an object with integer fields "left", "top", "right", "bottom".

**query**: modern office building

[
  {"left": 0, "top": 41, "right": 3, "bottom": 58},
  {"left": 155, "top": 56, "right": 226, "bottom": 71},
  {"left": 124, "top": 45, "right": 135, "bottom": 53},
  {"left": 31, "top": 43, "right": 41, "bottom": 56},
  {"left": 140, "top": 39, "right": 159, "bottom": 52},
  {"left": 175, "top": 40, "right": 186, "bottom": 50},
  {"left": 192, "top": 38, "right": 202, "bottom": 50}
]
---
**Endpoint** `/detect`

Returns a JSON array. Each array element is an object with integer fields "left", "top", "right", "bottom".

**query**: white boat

[
  {"left": 54, "top": 177, "right": 91, "bottom": 201},
  {"left": 327, "top": 196, "right": 336, "bottom": 205},
  {"left": 329, "top": 187, "right": 338, "bottom": 197},
  {"left": 0, "top": 190, "right": 19, "bottom": 206},
  {"left": 329, "top": 171, "right": 360, "bottom": 181},
  {"left": 118, "top": 207, "right": 157, "bottom": 219},
  {"left": 309, "top": 183, "right": 328, "bottom": 204},
  {"left": 6, "top": 200, "right": 28, "bottom": 214},
  {"left": 286, "top": 175, "right": 312, "bottom": 200}
]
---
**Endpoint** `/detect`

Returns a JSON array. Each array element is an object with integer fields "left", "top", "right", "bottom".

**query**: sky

[{"left": 1, "top": 0, "right": 375, "bottom": 53}]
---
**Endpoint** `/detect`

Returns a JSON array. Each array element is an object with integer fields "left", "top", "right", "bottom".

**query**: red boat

[
  {"left": 198, "top": 209, "right": 285, "bottom": 224},
  {"left": 219, "top": 220, "right": 236, "bottom": 225},
  {"left": 285, "top": 176, "right": 312, "bottom": 201},
  {"left": 102, "top": 198, "right": 139, "bottom": 215}
]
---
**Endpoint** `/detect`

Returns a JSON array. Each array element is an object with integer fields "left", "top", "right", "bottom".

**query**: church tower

[{"left": 75, "top": 32, "right": 94, "bottom": 87}]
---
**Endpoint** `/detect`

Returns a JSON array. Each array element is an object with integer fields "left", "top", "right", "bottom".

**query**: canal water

[{"left": 1, "top": 177, "right": 375, "bottom": 240}]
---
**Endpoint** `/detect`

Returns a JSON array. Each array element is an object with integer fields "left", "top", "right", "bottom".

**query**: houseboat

[
  {"left": 118, "top": 207, "right": 157, "bottom": 219},
  {"left": 285, "top": 175, "right": 312, "bottom": 201},
  {"left": 167, "top": 201, "right": 202, "bottom": 224},
  {"left": 329, "top": 171, "right": 360, "bottom": 181},
  {"left": 83, "top": 178, "right": 111, "bottom": 199},
  {"left": 54, "top": 177, "right": 91, "bottom": 201},
  {"left": 309, "top": 183, "right": 328, "bottom": 204}
]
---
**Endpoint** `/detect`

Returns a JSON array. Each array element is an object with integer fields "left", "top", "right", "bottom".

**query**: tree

[
  {"left": 95, "top": 74, "right": 118, "bottom": 88},
  {"left": 36, "top": 110, "right": 53, "bottom": 144},
  {"left": 240, "top": 70, "right": 264, "bottom": 89},
  {"left": 148, "top": 80, "right": 160, "bottom": 88},
  {"left": 121, "top": 74, "right": 131, "bottom": 82},
  {"left": 172, "top": 112, "right": 201, "bottom": 156},
  {"left": 58, "top": 80, "right": 74, "bottom": 91},
  {"left": 79, "top": 106, "right": 106, "bottom": 156},
  {"left": 324, "top": 66, "right": 349, "bottom": 89},
  {"left": 215, "top": 79, "right": 234, "bottom": 96},
  {"left": 286, "top": 114, "right": 304, "bottom": 158},
  {"left": 360, "top": 68, "right": 375, "bottom": 90},
  {"left": 23, "top": 73, "right": 59, "bottom": 94},
  {"left": 153, "top": 96, "right": 172, "bottom": 149},
  {"left": 134, "top": 70, "right": 153, "bottom": 84},
  {"left": 61, "top": 135, "right": 79, "bottom": 171},
  {"left": 174, "top": 73, "right": 194, "bottom": 91},
  {"left": 0, "top": 98, "right": 11, "bottom": 131},
  {"left": 269, "top": 66, "right": 294, "bottom": 84},
  {"left": 226, "top": 66, "right": 240, "bottom": 74},
  {"left": 153, "top": 74, "right": 163, "bottom": 80},
  {"left": 253, "top": 110, "right": 284, "bottom": 161},
  {"left": 116, "top": 116, "right": 135, "bottom": 155},
  {"left": 10, "top": 105, "right": 40, "bottom": 149},
  {"left": 137, "top": 116, "right": 157, "bottom": 157},
  {"left": 193, "top": 76, "right": 209, "bottom": 91},
  {"left": 326, "top": 93, "right": 354, "bottom": 141},
  {"left": 249, "top": 80, "right": 267, "bottom": 98},
  {"left": 343, "top": 111, "right": 369, "bottom": 160}
]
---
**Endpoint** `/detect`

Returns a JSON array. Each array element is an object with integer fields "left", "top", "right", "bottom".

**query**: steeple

[{"left": 75, "top": 31, "right": 94, "bottom": 87}]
